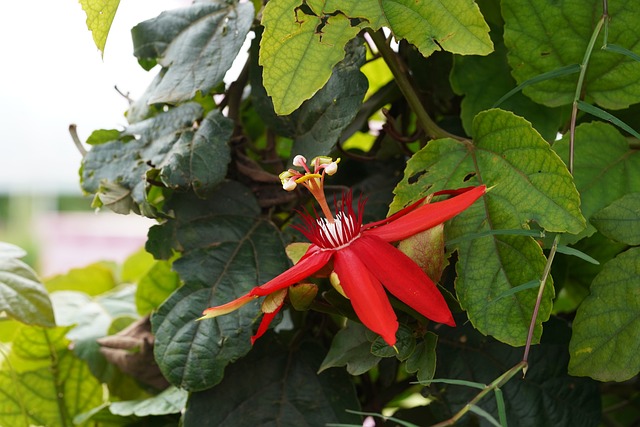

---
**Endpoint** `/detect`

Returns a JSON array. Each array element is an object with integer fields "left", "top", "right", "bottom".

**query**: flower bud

[{"left": 293, "top": 155, "right": 307, "bottom": 167}]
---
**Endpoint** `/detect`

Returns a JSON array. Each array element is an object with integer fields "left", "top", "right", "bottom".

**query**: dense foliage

[{"left": 1, "top": 0, "right": 639, "bottom": 425}]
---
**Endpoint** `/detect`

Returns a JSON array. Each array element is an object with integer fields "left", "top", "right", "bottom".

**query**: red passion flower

[{"left": 200, "top": 155, "right": 486, "bottom": 346}]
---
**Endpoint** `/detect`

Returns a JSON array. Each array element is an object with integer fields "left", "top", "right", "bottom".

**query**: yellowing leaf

[
  {"left": 260, "top": 1, "right": 361, "bottom": 115},
  {"left": 78, "top": 0, "right": 121, "bottom": 55}
]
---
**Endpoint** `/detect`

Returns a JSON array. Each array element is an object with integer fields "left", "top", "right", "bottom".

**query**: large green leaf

[
  {"left": 183, "top": 338, "right": 362, "bottom": 426},
  {"left": 79, "top": 0, "right": 120, "bottom": 55},
  {"left": 569, "top": 247, "right": 640, "bottom": 382},
  {"left": 391, "top": 109, "right": 584, "bottom": 345},
  {"left": 0, "top": 243, "right": 55, "bottom": 327},
  {"left": 450, "top": 29, "right": 565, "bottom": 141},
  {"left": 434, "top": 320, "right": 601, "bottom": 427},
  {"left": 259, "top": 0, "right": 362, "bottom": 115},
  {"left": 333, "top": 0, "right": 493, "bottom": 57},
  {"left": 81, "top": 104, "right": 233, "bottom": 215},
  {"left": 591, "top": 193, "right": 640, "bottom": 245},
  {"left": 260, "top": 0, "right": 492, "bottom": 115},
  {"left": 553, "top": 122, "right": 640, "bottom": 243},
  {"left": 149, "top": 181, "right": 290, "bottom": 391},
  {"left": 131, "top": 2, "right": 254, "bottom": 103},
  {"left": 0, "top": 326, "right": 103, "bottom": 427},
  {"left": 251, "top": 36, "right": 368, "bottom": 160},
  {"left": 502, "top": 0, "right": 640, "bottom": 109}
]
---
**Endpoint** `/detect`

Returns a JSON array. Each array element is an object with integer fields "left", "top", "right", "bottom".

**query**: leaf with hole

[{"left": 391, "top": 109, "right": 584, "bottom": 346}]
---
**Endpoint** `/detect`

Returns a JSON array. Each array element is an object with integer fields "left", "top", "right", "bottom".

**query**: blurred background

[{"left": 0, "top": 0, "right": 189, "bottom": 277}]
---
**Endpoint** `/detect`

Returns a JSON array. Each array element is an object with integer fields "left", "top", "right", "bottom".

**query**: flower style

[{"left": 200, "top": 155, "right": 486, "bottom": 346}]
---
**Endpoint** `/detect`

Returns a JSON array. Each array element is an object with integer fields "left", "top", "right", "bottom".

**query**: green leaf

[
  {"left": 591, "top": 193, "right": 640, "bottom": 245},
  {"left": 450, "top": 31, "right": 566, "bottom": 141},
  {"left": 131, "top": 2, "right": 254, "bottom": 103},
  {"left": 86, "top": 129, "right": 121, "bottom": 146},
  {"left": 551, "top": 233, "right": 625, "bottom": 314},
  {"left": 391, "top": 109, "right": 584, "bottom": 345},
  {"left": 553, "top": 122, "right": 640, "bottom": 243},
  {"left": 120, "top": 248, "right": 156, "bottom": 284},
  {"left": 502, "top": 0, "right": 640, "bottom": 109},
  {"left": 183, "top": 338, "right": 362, "bottom": 426},
  {"left": 45, "top": 262, "right": 116, "bottom": 296},
  {"left": 150, "top": 182, "right": 290, "bottom": 391},
  {"left": 0, "top": 248, "right": 55, "bottom": 327},
  {"left": 328, "top": 0, "right": 493, "bottom": 57},
  {"left": 136, "top": 259, "right": 181, "bottom": 316},
  {"left": 405, "top": 332, "right": 438, "bottom": 383},
  {"left": 260, "top": 0, "right": 492, "bottom": 114},
  {"left": 78, "top": 0, "right": 120, "bottom": 55},
  {"left": 251, "top": 36, "right": 368, "bottom": 159},
  {"left": 82, "top": 103, "right": 234, "bottom": 215},
  {"left": 435, "top": 320, "right": 601, "bottom": 427},
  {"left": 158, "top": 110, "right": 234, "bottom": 197},
  {"left": 319, "top": 321, "right": 381, "bottom": 375},
  {"left": 259, "top": 0, "right": 362, "bottom": 115},
  {"left": 51, "top": 286, "right": 138, "bottom": 341},
  {"left": 371, "top": 324, "right": 415, "bottom": 360},
  {"left": 385, "top": 0, "right": 493, "bottom": 56},
  {"left": 0, "top": 326, "right": 104, "bottom": 427},
  {"left": 109, "top": 386, "right": 188, "bottom": 417},
  {"left": 569, "top": 247, "right": 640, "bottom": 382}
]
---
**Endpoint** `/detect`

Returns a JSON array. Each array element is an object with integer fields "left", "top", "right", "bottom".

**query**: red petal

[
  {"left": 333, "top": 247, "right": 398, "bottom": 346},
  {"left": 250, "top": 245, "right": 332, "bottom": 297},
  {"left": 352, "top": 234, "right": 455, "bottom": 326},
  {"left": 365, "top": 185, "right": 486, "bottom": 242},
  {"left": 251, "top": 302, "right": 283, "bottom": 345}
]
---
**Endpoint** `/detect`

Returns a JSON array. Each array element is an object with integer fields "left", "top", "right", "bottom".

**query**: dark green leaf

[
  {"left": 435, "top": 320, "right": 601, "bottom": 427},
  {"left": 184, "top": 338, "right": 362, "bottom": 426},
  {"left": 405, "top": 332, "right": 438, "bottom": 383},
  {"left": 569, "top": 247, "right": 640, "bottom": 382},
  {"left": 132, "top": 2, "right": 254, "bottom": 103},
  {"left": 371, "top": 324, "right": 415, "bottom": 360},
  {"left": 81, "top": 103, "right": 209, "bottom": 215},
  {"left": 553, "top": 122, "right": 640, "bottom": 243},
  {"left": 150, "top": 181, "right": 289, "bottom": 391},
  {"left": 591, "top": 193, "right": 640, "bottom": 245},
  {"left": 0, "top": 248, "right": 55, "bottom": 327},
  {"left": 158, "top": 110, "right": 233, "bottom": 197},
  {"left": 319, "top": 321, "right": 381, "bottom": 375}
]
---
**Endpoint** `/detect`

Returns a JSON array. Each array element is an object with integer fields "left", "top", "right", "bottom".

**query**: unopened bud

[
  {"left": 292, "top": 155, "right": 307, "bottom": 167},
  {"left": 282, "top": 178, "right": 297, "bottom": 191},
  {"left": 324, "top": 161, "right": 339, "bottom": 175}
]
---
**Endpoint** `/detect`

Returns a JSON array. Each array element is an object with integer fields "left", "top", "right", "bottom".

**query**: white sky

[{"left": 0, "top": 0, "right": 190, "bottom": 194}]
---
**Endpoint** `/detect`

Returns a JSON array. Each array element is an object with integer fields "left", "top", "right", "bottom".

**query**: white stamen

[{"left": 317, "top": 212, "right": 357, "bottom": 248}]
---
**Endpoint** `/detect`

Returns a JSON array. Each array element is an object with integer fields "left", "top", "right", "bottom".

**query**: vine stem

[
  {"left": 522, "top": 233, "right": 559, "bottom": 367},
  {"left": 430, "top": 362, "right": 528, "bottom": 427},
  {"left": 366, "top": 29, "right": 461, "bottom": 141},
  {"left": 523, "top": 0, "right": 607, "bottom": 368},
  {"left": 568, "top": 12, "right": 605, "bottom": 174}
]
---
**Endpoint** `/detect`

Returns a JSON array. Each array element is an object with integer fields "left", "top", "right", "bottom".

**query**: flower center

[{"left": 316, "top": 211, "right": 360, "bottom": 249}]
